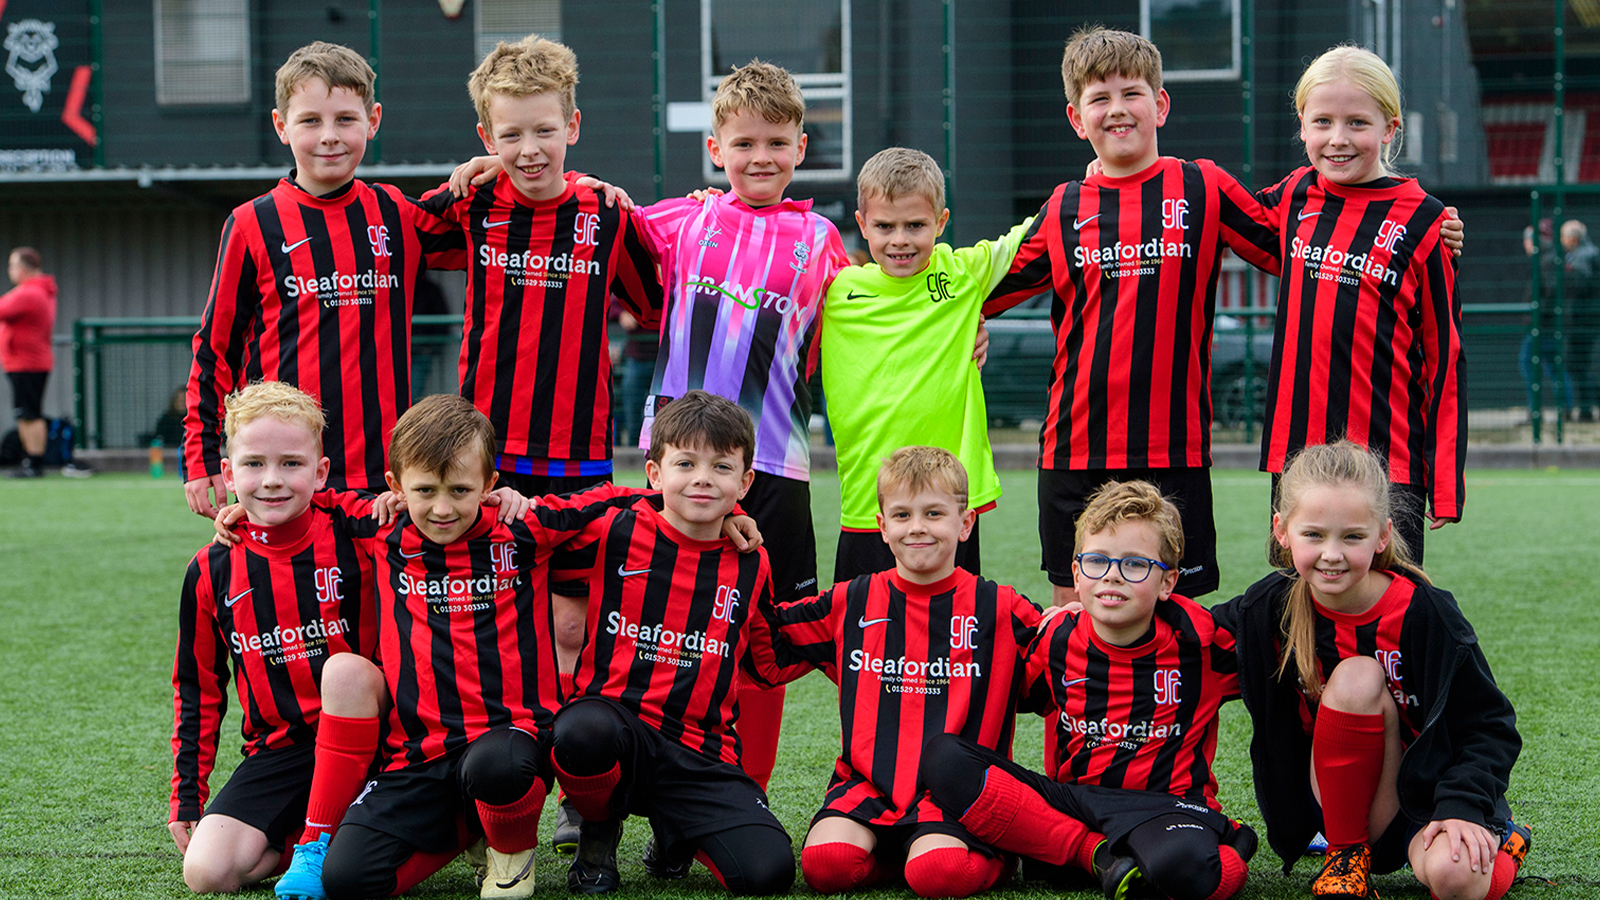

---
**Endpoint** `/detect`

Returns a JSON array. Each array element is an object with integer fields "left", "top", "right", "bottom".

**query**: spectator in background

[
  {"left": 0, "top": 247, "right": 57, "bottom": 478},
  {"left": 1562, "top": 219, "right": 1600, "bottom": 422},
  {"left": 1520, "top": 218, "right": 1574, "bottom": 423}
]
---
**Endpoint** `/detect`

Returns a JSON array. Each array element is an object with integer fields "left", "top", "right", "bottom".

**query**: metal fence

[{"left": 71, "top": 304, "right": 1553, "bottom": 454}]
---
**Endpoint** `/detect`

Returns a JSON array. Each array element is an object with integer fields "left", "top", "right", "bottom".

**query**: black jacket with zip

[{"left": 1210, "top": 570, "right": 1519, "bottom": 871}]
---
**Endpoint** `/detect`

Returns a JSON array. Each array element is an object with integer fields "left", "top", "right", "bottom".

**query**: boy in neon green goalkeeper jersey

[{"left": 822, "top": 147, "right": 1029, "bottom": 583}]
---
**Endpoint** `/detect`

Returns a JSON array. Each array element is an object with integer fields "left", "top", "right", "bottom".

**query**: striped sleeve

[
  {"left": 983, "top": 195, "right": 1060, "bottom": 316},
  {"left": 402, "top": 184, "right": 468, "bottom": 271},
  {"left": 1018, "top": 611, "right": 1068, "bottom": 713},
  {"left": 170, "top": 550, "right": 231, "bottom": 822},
  {"left": 612, "top": 208, "right": 665, "bottom": 331},
  {"left": 1417, "top": 221, "right": 1466, "bottom": 519},
  {"left": 1206, "top": 160, "right": 1283, "bottom": 276},
  {"left": 748, "top": 583, "right": 842, "bottom": 686},
  {"left": 183, "top": 212, "right": 260, "bottom": 480}
]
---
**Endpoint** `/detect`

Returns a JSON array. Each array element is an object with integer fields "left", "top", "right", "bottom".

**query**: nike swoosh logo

[
  {"left": 483, "top": 218, "right": 513, "bottom": 229},
  {"left": 1073, "top": 214, "right": 1101, "bottom": 230},
  {"left": 1061, "top": 676, "right": 1091, "bottom": 688},
  {"left": 618, "top": 565, "right": 652, "bottom": 578},
  {"left": 858, "top": 616, "right": 891, "bottom": 628},
  {"left": 846, "top": 291, "right": 874, "bottom": 300},
  {"left": 281, "top": 237, "right": 313, "bottom": 253},
  {"left": 399, "top": 549, "right": 426, "bottom": 559},
  {"left": 225, "top": 588, "right": 252, "bottom": 608},
  {"left": 1298, "top": 210, "right": 1320, "bottom": 221}
]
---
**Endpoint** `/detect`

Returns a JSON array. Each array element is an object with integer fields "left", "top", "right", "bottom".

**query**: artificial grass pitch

[{"left": 1, "top": 470, "right": 1595, "bottom": 898}]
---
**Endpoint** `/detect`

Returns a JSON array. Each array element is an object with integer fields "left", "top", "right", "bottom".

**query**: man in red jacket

[{"left": 1, "top": 247, "right": 57, "bottom": 478}]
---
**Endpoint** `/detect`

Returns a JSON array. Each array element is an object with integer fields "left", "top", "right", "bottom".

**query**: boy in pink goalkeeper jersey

[{"left": 633, "top": 60, "right": 850, "bottom": 798}]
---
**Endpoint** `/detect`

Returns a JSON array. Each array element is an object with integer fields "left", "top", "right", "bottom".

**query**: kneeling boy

[
  {"left": 313, "top": 396, "right": 632, "bottom": 899},
  {"left": 170, "top": 381, "right": 377, "bottom": 893},
  {"left": 749, "top": 447, "right": 1042, "bottom": 897},
  {"left": 551, "top": 391, "right": 793, "bottom": 896},
  {"left": 920, "top": 481, "right": 1255, "bottom": 900}
]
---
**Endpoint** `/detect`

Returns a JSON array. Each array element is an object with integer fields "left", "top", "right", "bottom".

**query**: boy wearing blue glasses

[{"left": 919, "top": 480, "right": 1256, "bottom": 900}]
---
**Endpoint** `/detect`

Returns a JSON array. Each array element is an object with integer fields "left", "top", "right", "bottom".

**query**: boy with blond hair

[
  {"left": 920, "top": 480, "right": 1255, "bottom": 900},
  {"left": 183, "top": 42, "right": 467, "bottom": 517},
  {"left": 822, "top": 148, "right": 1030, "bottom": 581},
  {"left": 746, "top": 446, "right": 1043, "bottom": 897},
  {"left": 419, "top": 36, "right": 666, "bottom": 851},
  {"left": 169, "top": 381, "right": 378, "bottom": 894}
]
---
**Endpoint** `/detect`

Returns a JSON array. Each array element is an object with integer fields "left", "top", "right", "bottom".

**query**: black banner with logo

[{"left": 0, "top": 0, "right": 94, "bottom": 170}]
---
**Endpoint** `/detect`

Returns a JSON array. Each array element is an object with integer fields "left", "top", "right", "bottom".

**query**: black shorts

[
  {"left": 811, "top": 810, "right": 994, "bottom": 862},
  {"left": 497, "top": 471, "right": 612, "bottom": 595},
  {"left": 7, "top": 370, "right": 47, "bottom": 421},
  {"left": 1061, "top": 785, "right": 1235, "bottom": 848},
  {"left": 833, "top": 515, "right": 982, "bottom": 584},
  {"left": 566, "top": 696, "right": 786, "bottom": 854},
  {"left": 339, "top": 727, "right": 550, "bottom": 852},
  {"left": 203, "top": 741, "right": 316, "bottom": 848},
  {"left": 1038, "top": 467, "right": 1218, "bottom": 598},
  {"left": 741, "top": 470, "right": 818, "bottom": 603}
]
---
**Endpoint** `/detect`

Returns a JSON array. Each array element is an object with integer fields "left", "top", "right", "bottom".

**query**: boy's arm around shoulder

[
  {"left": 390, "top": 182, "right": 467, "bottom": 271},
  {"left": 982, "top": 192, "right": 1062, "bottom": 318},
  {"left": 743, "top": 573, "right": 835, "bottom": 688},
  {"left": 611, "top": 205, "right": 666, "bottom": 330},
  {"left": 956, "top": 217, "right": 1037, "bottom": 297},
  {"left": 170, "top": 550, "right": 231, "bottom": 833},
  {"left": 1202, "top": 159, "right": 1283, "bottom": 277}
]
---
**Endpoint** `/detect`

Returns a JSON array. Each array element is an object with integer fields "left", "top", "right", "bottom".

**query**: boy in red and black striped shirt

[
  {"left": 303, "top": 395, "right": 642, "bottom": 900},
  {"left": 551, "top": 391, "right": 793, "bottom": 897},
  {"left": 417, "top": 39, "right": 665, "bottom": 773},
  {"left": 748, "top": 447, "right": 1042, "bottom": 898},
  {"left": 921, "top": 481, "right": 1255, "bottom": 900},
  {"left": 983, "top": 27, "right": 1282, "bottom": 605},
  {"left": 183, "top": 42, "right": 468, "bottom": 518},
  {"left": 169, "top": 381, "right": 377, "bottom": 894}
]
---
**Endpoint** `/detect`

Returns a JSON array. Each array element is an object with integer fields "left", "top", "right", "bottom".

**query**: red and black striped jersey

[
  {"left": 748, "top": 568, "right": 1042, "bottom": 826},
  {"left": 370, "top": 491, "right": 635, "bottom": 771},
  {"left": 1300, "top": 574, "right": 1424, "bottom": 741},
  {"left": 184, "top": 177, "right": 468, "bottom": 491},
  {"left": 1023, "top": 594, "right": 1239, "bottom": 808},
  {"left": 169, "top": 491, "right": 377, "bottom": 822},
  {"left": 564, "top": 495, "right": 772, "bottom": 766},
  {"left": 984, "top": 158, "right": 1281, "bottom": 470},
  {"left": 419, "top": 175, "right": 664, "bottom": 463},
  {"left": 1256, "top": 169, "right": 1465, "bottom": 520}
]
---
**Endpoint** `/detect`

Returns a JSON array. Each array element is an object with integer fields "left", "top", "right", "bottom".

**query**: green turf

[{"left": 1, "top": 469, "right": 1594, "bottom": 898}]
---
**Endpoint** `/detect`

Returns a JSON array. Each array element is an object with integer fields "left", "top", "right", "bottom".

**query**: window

[
  {"left": 154, "top": 0, "right": 250, "bottom": 105},
  {"left": 1141, "top": 0, "right": 1240, "bottom": 81},
  {"left": 700, "top": 0, "right": 852, "bottom": 181},
  {"left": 476, "top": 0, "right": 561, "bottom": 62}
]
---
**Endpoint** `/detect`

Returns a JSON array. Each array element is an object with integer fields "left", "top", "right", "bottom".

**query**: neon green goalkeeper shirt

[{"left": 820, "top": 221, "right": 1031, "bottom": 530}]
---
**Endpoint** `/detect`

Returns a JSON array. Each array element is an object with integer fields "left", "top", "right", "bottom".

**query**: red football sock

[
  {"left": 302, "top": 713, "right": 380, "bottom": 839},
  {"left": 552, "top": 757, "right": 620, "bottom": 823},
  {"left": 903, "top": 847, "right": 1005, "bottom": 898},
  {"left": 1312, "top": 706, "right": 1387, "bottom": 849},
  {"left": 801, "top": 841, "right": 887, "bottom": 893},
  {"left": 738, "top": 682, "right": 785, "bottom": 790},
  {"left": 1484, "top": 847, "right": 1519, "bottom": 900},
  {"left": 958, "top": 765, "right": 1099, "bottom": 871},
  {"left": 1202, "top": 845, "right": 1249, "bottom": 900},
  {"left": 476, "top": 777, "right": 547, "bottom": 854}
]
